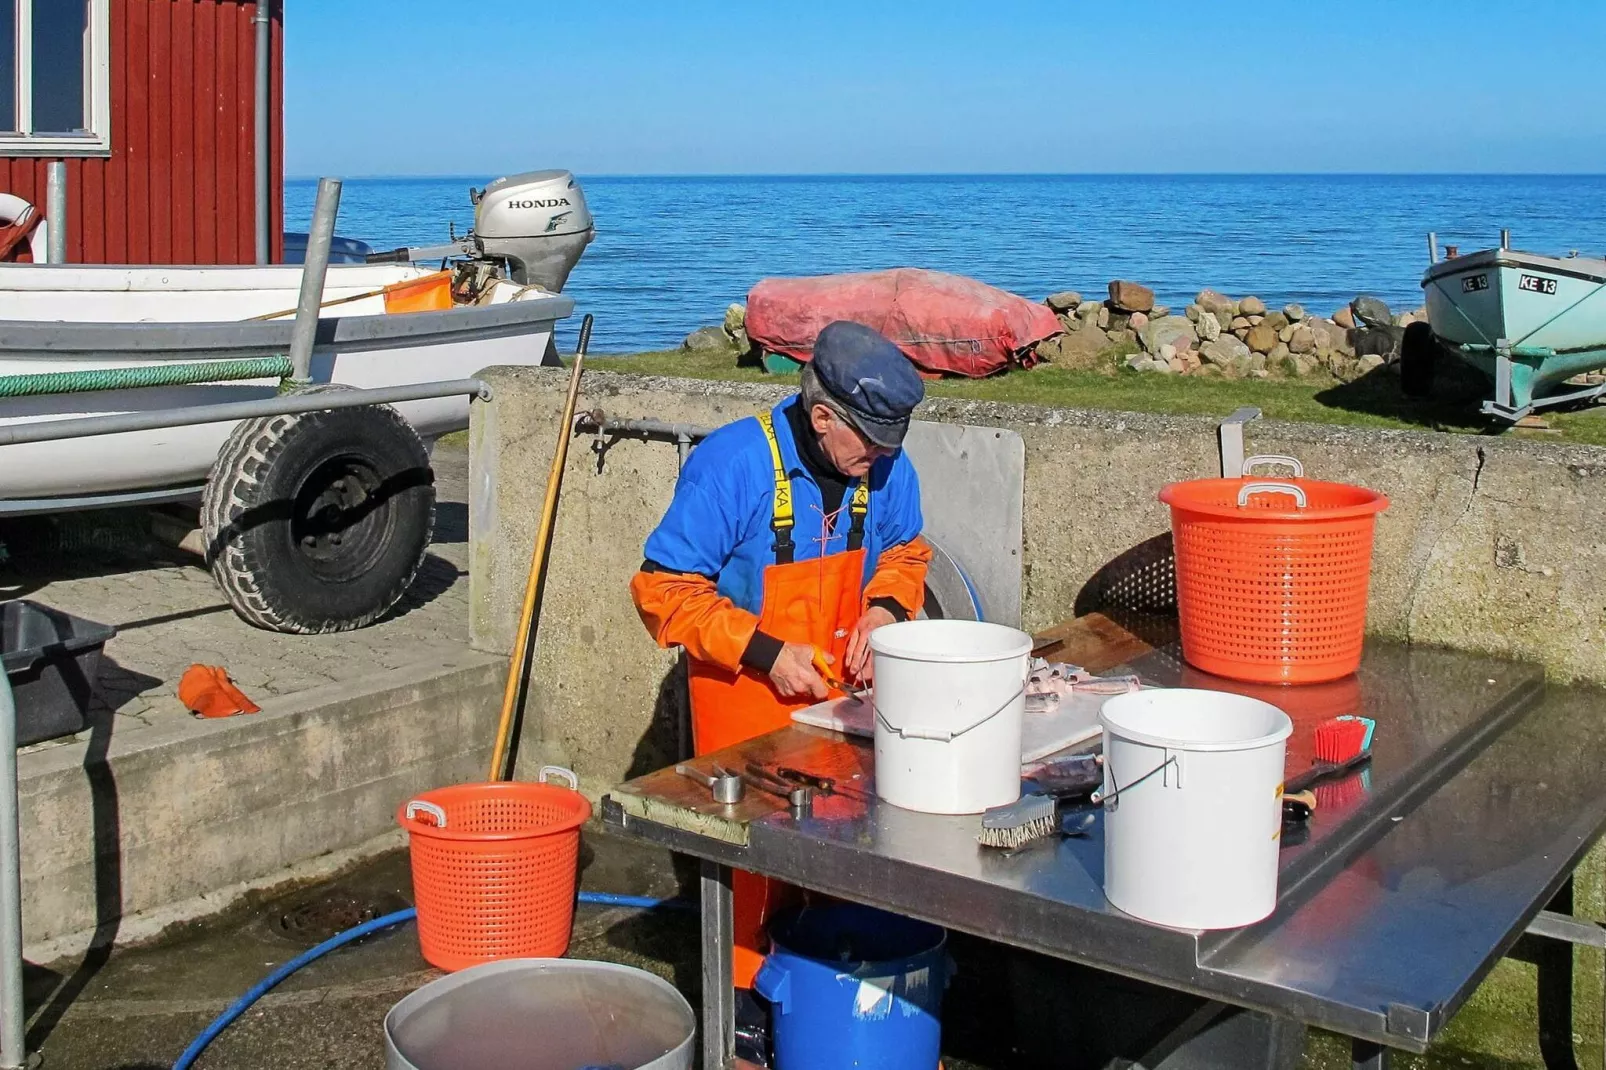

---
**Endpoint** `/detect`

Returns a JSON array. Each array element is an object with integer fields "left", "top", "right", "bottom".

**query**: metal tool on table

[
  {"left": 773, "top": 765, "right": 839, "bottom": 796},
  {"left": 741, "top": 763, "right": 815, "bottom": 817},
  {"left": 675, "top": 763, "right": 745, "bottom": 804}
]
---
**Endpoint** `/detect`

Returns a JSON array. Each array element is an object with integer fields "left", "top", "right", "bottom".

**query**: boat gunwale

[
  {"left": 0, "top": 262, "right": 430, "bottom": 293},
  {"left": 1422, "top": 249, "right": 1606, "bottom": 289},
  {"left": 0, "top": 292, "right": 576, "bottom": 361}
]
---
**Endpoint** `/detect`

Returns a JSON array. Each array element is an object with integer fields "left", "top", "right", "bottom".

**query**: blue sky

[{"left": 285, "top": 1, "right": 1606, "bottom": 176}]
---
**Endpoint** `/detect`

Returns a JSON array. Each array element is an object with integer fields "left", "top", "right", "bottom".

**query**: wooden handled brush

[{"left": 1282, "top": 715, "right": 1376, "bottom": 821}]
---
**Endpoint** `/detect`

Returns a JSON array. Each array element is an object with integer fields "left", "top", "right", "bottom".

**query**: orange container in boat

[
  {"left": 382, "top": 270, "right": 454, "bottom": 314},
  {"left": 1160, "top": 473, "right": 1388, "bottom": 684},
  {"left": 398, "top": 769, "right": 591, "bottom": 972}
]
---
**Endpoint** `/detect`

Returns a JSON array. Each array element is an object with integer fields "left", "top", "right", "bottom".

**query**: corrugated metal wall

[{"left": 0, "top": 0, "right": 283, "bottom": 264}]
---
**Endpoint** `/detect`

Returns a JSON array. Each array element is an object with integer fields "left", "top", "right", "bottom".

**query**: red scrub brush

[
  {"left": 1283, "top": 715, "right": 1376, "bottom": 821},
  {"left": 1314, "top": 714, "right": 1375, "bottom": 765}
]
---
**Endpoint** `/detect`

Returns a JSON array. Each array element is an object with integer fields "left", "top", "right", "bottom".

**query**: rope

[{"left": 0, "top": 355, "right": 292, "bottom": 397}]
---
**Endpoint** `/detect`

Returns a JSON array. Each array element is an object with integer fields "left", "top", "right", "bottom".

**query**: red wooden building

[{"left": 0, "top": 0, "right": 283, "bottom": 264}]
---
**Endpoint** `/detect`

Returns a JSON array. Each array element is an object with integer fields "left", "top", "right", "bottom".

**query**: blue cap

[{"left": 810, "top": 321, "right": 924, "bottom": 448}]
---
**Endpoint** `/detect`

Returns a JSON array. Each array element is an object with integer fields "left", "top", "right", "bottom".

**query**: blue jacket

[{"left": 643, "top": 396, "right": 923, "bottom": 615}]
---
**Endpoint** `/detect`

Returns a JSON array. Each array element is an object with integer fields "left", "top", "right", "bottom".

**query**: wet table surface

[{"left": 603, "top": 613, "right": 1606, "bottom": 1052}]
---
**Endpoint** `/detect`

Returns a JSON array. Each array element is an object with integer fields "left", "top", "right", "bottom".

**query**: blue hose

[
  {"left": 571, "top": 891, "right": 682, "bottom": 910},
  {"left": 171, "top": 907, "right": 418, "bottom": 1070},
  {"left": 171, "top": 891, "right": 686, "bottom": 1070}
]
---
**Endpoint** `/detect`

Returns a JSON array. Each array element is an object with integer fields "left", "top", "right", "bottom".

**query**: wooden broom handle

[{"left": 488, "top": 314, "right": 592, "bottom": 780}]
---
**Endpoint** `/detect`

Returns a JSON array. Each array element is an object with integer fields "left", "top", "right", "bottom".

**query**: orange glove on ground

[{"left": 178, "top": 665, "right": 261, "bottom": 719}]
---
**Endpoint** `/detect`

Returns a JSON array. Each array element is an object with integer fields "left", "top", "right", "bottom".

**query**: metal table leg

[
  {"left": 1352, "top": 1038, "right": 1391, "bottom": 1069},
  {"left": 701, "top": 860, "right": 735, "bottom": 1070},
  {"left": 1515, "top": 876, "right": 1592, "bottom": 1070}
]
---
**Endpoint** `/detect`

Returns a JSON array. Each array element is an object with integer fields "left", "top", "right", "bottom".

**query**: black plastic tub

[{"left": 1, "top": 600, "right": 116, "bottom": 746}]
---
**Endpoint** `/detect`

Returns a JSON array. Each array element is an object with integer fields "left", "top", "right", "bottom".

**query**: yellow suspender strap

[
  {"left": 756, "top": 412, "right": 795, "bottom": 562},
  {"left": 846, "top": 480, "right": 869, "bottom": 550},
  {"left": 758, "top": 411, "right": 871, "bottom": 558}
]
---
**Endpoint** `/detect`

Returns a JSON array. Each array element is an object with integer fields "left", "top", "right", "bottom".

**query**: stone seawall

[
  {"left": 470, "top": 367, "right": 1606, "bottom": 790},
  {"left": 687, "top": 283, "right": 1422, "bottom": 382}
]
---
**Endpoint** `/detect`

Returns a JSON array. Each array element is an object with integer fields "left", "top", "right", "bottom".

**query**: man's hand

[
  {"left": 770, "top": 642, "right": 830, "bottom": 700},
  {"left": 844, "top": 605, "right": 898, "bottom": 682}
]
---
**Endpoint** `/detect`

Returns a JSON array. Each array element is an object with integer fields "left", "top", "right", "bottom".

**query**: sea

[{"left": 286, "top": 174, "right": 1606, "bottom": 355}]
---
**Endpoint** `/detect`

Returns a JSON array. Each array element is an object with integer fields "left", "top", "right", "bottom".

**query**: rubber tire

[
  {"left": 201, "top": 400, "right": 435, "bottom": 634},
  {"left": 1400, "top": 320, "right": 1437, "bottom": 398}
]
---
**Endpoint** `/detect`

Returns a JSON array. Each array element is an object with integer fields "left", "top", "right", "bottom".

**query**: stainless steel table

[{"left": 602, "top": 614, "right": 1606, "bottom": 1070}]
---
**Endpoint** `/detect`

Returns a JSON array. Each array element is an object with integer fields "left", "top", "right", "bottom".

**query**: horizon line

[{"left": 285, "top": 170, "right": 1606, "bottom": 182}]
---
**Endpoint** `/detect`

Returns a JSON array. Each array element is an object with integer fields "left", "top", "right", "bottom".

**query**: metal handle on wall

[
  {"left": 1237, "top": 481, "right": 1308, "bottom": 509},
  {"left": 1240, "top": 454, "right": 1304, "bottom": 479},
  {"left": 539, "top": 765, "right": 579, "bottom": 790}
]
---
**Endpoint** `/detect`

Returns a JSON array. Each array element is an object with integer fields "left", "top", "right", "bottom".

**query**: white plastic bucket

[
  {"left": 1099, "top": 689, "right": 1292, "bottom": 930},
  {"left": 870, "top": 620, "right": 1033, "bottom": 815}
]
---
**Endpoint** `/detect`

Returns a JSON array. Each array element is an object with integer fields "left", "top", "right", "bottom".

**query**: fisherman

[{"left": 630, "top": 320, "right": 930, "bottom": 1062}]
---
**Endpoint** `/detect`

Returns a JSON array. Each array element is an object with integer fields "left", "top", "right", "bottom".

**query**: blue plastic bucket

[{"left": 754, "top": 904, "right": 949, "bottom": 1070}]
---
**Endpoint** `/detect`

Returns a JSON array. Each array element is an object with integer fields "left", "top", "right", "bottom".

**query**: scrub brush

[
  {"left": 978, "top": 793, "right": 1059, "bottom": 849},
  {"left": 1283, "top": 715, "right": 1376, "bottom": 820},
  {"left": 978, "top": 795, "right": 1096, "bottom": 850},
  {"left": 978, "top": 754, "right": 1103, "bottom": 849},
  {"left": 1314, "top": 714, "right": 1375, "bottom": 764}
]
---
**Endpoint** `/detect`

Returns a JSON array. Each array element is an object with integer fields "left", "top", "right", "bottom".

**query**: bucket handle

[
  {"left": 1093, "top": 750, "right": 1182, "bottom": 811},
  {"left": 1240, "top": 454, "right": 1304, "bottom": 479},
  {"left": 538, "top": 765, "right": 579, "bottom": 790},
  {"left": 753, "top": 957, "right": 791, "bottom": 1013},
  {"left": 873, "top": 685, "right": 1025, "bottom": 743},
  {"left": 404, "top": 800, "right": 447, "bottom": 827},
  {"left": 1237, "top": 481, "right": 1307, "bottom": 509}
]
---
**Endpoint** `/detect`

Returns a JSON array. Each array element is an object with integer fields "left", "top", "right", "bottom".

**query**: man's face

[{"left": 809, "top": 403, "right": 895, "bottom": 478}]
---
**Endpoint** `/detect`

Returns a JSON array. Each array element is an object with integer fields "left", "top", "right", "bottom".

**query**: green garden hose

[{"left": 0, "top": 356, "right": 292, "bottom": 398}]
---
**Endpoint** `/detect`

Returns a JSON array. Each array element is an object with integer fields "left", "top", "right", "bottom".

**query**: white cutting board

[{"left": 792, "top": 691, "right": 1105, "bottom": 763}]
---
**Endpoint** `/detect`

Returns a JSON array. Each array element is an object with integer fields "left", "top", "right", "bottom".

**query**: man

[{"left": 631, "top": 320, "right": 931, "bottom": 1059}]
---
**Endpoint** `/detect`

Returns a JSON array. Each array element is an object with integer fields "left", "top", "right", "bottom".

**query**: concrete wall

[
  {"left": 470, "top": 367, "right": 1606, "bottom": 788},
  {"left": 21, "top": 648, "right": 503, "bottom": 953}
]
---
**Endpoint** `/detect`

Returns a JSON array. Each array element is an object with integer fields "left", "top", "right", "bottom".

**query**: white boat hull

[{"left": 0, "top": 264, "right": 573, "bottom": 505}]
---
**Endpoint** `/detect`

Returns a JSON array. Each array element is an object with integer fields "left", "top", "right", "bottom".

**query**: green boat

[{"left": 1409, "top": 242, "right": 1606, "bottom": 420}]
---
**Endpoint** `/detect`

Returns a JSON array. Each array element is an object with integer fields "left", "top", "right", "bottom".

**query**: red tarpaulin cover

[{"left": 745, "top": 268, "right": 1061, "bottom": 378}]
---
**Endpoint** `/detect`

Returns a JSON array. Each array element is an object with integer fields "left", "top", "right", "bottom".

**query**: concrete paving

[
  {"left": 2, "top": 444, "right": 507, "bottom": 952},
  {"left": 0, "top": 442, "right": 474, "bottom": 747},
  {"left": 25, "top": 836, "right": 696, "bottom": 1070}
]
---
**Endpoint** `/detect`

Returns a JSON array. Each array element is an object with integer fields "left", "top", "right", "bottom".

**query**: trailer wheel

[
  {"left": 201, "top": 398, "right": 435, "bottom": 634},
  {"left": 1400, "top": 321, "right": 1437, "bottom": 398}
]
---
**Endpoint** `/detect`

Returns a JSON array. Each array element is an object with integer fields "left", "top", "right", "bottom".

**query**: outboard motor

[{"left": 471, "top": 170, "right": 594, "bottom": 291}]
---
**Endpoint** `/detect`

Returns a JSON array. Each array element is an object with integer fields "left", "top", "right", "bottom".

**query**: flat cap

[{"left": 810, "top": 321, "right": 924, "bottom": 448}]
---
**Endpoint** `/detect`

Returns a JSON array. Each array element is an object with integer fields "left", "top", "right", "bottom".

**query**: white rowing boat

[
  {"left": 0, "top": 168, "right": 590, "bottom": 635},
  {"left": 0, "top": 262, "right": 571, "bottom": 504}
]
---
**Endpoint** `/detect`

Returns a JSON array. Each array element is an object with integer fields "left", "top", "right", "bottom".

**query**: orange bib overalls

[{"left": 687, "top": 411, "right": 869, "bottom": 988}]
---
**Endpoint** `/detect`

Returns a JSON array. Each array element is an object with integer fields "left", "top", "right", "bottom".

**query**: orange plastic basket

[
  {"left": 398, "top": 769, "right": 591, "bottom": 972},
  {"left": 1159, "top": 474, "right": 1387, "bottom": 684}
]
